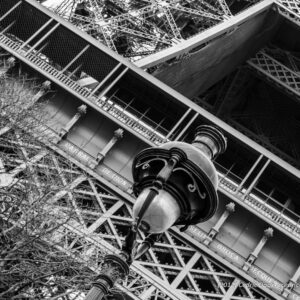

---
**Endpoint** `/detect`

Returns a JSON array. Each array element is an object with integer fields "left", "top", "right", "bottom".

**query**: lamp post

[{"left": 84, "top": 125, "right": 227, "bottom": 300}]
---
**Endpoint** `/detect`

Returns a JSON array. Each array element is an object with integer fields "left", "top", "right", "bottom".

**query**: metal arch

[
  {"left": 135, "top": 0, "right": 274, "bottom": 68},
  {"left": 40, "top": 0, "right": 300, "bottom": 66},
  {"left": 41, "top": 0, "right": 230, "bottom": 60}
]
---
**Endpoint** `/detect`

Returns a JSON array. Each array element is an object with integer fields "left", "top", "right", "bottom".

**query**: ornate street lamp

[{"left": 85, "top": 125, "right": 227, "bottom": 300}]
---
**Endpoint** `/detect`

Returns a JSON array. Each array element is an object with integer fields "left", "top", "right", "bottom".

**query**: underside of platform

[{"left": 152, "top": 7, "right": 280, "bottom": 98}]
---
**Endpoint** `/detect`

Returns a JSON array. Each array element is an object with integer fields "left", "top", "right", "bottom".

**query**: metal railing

[
  {"left": 2, "top": 31, "right": 300, "bottom": 242},
  {"left": 0, "top": 33, "right": 166, "bottom": 145},
  {"left": 218, "top": 172, "right": 300, "bottom": 239},
  {"left": 35, "top": 118, "right": 300, "bottom": 240},
  {"left": 108, "top": 94, "right": 170, "bottom": 137}
]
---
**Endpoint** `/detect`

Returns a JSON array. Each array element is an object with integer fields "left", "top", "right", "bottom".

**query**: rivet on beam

[{"left": 59, "top": 104, "right": 87, "bottom": 139}]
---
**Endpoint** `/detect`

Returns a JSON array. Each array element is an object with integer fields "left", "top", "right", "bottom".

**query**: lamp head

[{"left": 132, "top": 125, "right": 227, "bottom": 233}]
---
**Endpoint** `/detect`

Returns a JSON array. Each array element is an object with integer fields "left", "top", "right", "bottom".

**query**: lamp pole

[{"left": 84, "top": 125, "right": 227, "bottom": 300}]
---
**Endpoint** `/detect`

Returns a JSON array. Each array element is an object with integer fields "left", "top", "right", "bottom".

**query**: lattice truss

[
  {"left": 39, "top": 0, "right": 300, "bottom": 62},
  {"left": 194, "top": 46, "right": 300, "bottom": 165},
  {"left": 248, "top": 46, "right": 300, "bottom": 101},
  {"left": 276, "top": 0, "right": 300, "bottom": 26},
  {"left": 41, "top": 0, "right": 236, "bottom": 61},
  {"left": 0, "top": 116, "right": 270, "bottom": 299},
  {"left": 0, "top": 54, "right": 271, "bottom": 299}
]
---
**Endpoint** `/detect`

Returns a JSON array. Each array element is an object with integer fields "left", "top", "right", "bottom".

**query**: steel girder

[{"left": 248, "top": 48, "right": 300, "bottom": 101}]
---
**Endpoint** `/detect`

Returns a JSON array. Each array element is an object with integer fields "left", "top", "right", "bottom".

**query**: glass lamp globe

[
  {"left": 132, "top": 125, "right": 227, "bottom": 234},
  {"left": 132, "top": 187, "right": 181, "bottom": 233}
]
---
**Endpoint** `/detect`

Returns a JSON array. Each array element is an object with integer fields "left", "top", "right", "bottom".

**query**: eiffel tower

[{"left": 0, "top": 0, "right": 300, "bottom": 299}]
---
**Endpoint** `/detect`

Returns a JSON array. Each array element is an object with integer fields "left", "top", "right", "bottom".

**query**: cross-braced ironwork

[
  {"left": 40, "top": 0, "right": 238, "bottom": 61},
  {"left": 0, "top": 126, "right": 274, "bottom": 300},
  {"left": 39, "top": 0, "right": 300, "bottom": 65},
  {"left": 276, "top": 0, "right": 300, "bottom": 26},
  {"left": 1, "top": 2, "right": 300, "bottom": 298},
  {"left": 248, "top": 48, "right": 300, "bottom": 101},
  {"left": 1, "top": 7, "right": 300, "bottom": 255}
]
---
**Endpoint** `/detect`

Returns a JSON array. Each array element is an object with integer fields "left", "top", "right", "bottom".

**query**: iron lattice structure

[
  {"left": 0, "top": 126, "right": 272, "bottom": 300},
  {"left": 41, "top": 0, "right": 243, "bottom": 61},
  {"left": 1, "top": 1, "right": 300, "bottom": 299},
  {"left": 40, "top": 0, "right": 300, "bottom": 63},
  {"left": 194, "top": 43, "right": 300, "bottom": 164},
  {"left": 248, "top": 46, "right": 300, "bottom": 102}
]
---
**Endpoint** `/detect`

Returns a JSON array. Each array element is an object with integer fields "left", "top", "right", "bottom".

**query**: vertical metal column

[
  {"left": 243, "top": 227, "right": 273, "bottom": 271},
  {"left": 242, "top": 159, "right": 270, "bottom": 199},
  {"left": 59, "top": 104, "right": 87, "bottom": 139},
  {"left": 94, "top": 128, "right": 124, "bottom": 166},
  {"left": 204, "top": 202, "right": 235, "bottom": 245},
  {"left": 235, "top": 154, "right": 264, "bottom": 194}
]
